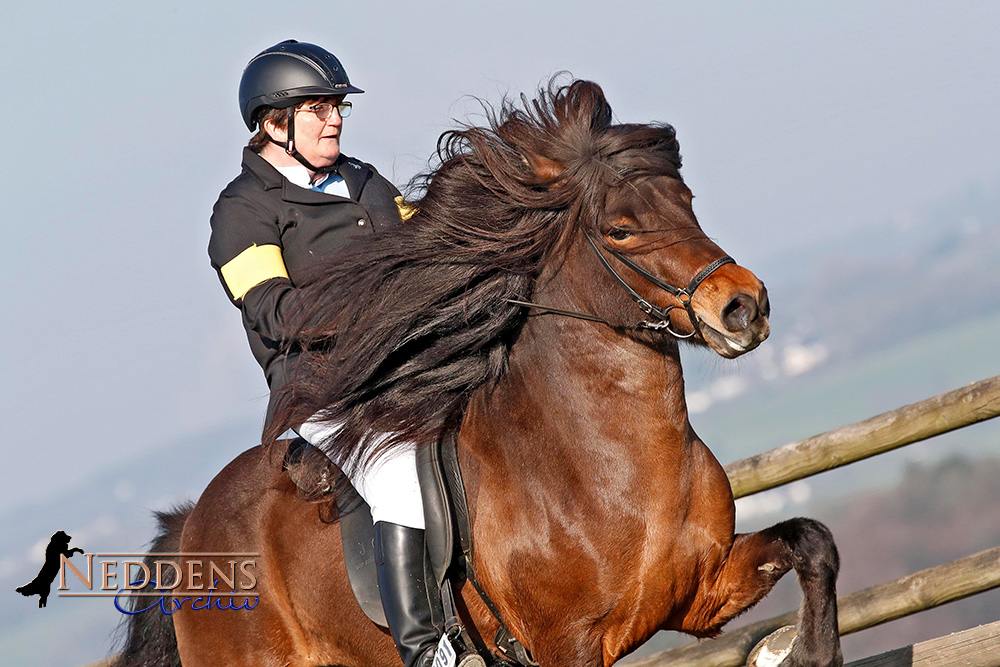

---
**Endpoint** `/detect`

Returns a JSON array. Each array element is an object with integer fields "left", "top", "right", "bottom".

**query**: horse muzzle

[{"left": 692, "top": 270, "right": 770, "bottom": 358}]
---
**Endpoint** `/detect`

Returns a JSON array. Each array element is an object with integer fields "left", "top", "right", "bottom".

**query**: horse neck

[{"left": 466, "top": 268, "right": 694, "bottom": 466}]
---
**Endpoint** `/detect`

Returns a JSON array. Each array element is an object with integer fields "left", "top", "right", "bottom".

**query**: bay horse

[{"left": 117, "top": 79, "right": 841, "bottom": 667}]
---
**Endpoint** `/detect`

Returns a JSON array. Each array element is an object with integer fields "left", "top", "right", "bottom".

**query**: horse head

[
  {"left": 591, "top": 173, "right": 769, "bottom": 357},
  {"left": 513, "top": 80, "right": 769, "bottom": 358}
]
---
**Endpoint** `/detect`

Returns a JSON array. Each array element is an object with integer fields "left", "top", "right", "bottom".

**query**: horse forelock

[{"left": 265, "top": 76, "right": 686, "bottom": 472}]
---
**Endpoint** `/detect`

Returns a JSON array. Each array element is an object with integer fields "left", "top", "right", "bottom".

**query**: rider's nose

[
  {"left": 721, "top": 293, "right": 758, "bottom": 333},
  {"left": 326, "top": 109, "right": 342, "bottom": 127}
]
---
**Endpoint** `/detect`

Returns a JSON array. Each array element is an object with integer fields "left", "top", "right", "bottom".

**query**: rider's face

[{"left": 271, "top": 97, "right": 345, "bottom": 169}]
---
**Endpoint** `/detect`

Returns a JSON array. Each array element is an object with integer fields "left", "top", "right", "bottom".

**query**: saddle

[{"left": 282, "top": 435, "right": 537, "bottom": 666}]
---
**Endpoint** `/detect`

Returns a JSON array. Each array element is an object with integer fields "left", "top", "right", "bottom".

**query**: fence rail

[
  {"left": 844, "top": 619, "right": 1000, "bottom": 667},
  {"left": 725, "top": 375, "right": 1000, "bottom": 499}
]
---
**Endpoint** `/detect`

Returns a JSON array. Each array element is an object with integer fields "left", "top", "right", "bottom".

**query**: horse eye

[{"left": 608, "top": 228, "right": 634, "bottom": 241}]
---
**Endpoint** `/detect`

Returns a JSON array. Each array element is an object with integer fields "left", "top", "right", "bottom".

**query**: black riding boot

[{"left": 374, "top": 521, "right": 440, "bottom": 667}]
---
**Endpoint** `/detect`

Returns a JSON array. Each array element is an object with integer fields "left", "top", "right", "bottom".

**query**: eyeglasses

[{"left": 295, "top": 101, "right": 352, "bottom": 121}]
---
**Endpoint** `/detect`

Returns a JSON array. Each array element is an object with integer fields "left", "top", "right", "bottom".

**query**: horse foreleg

[{"left": 683, "top": 518, "right": 842, "bottom": 667}]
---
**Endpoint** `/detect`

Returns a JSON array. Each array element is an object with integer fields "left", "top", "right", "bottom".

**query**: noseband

[{"left": 507, "top": 231, "right": 735, "bottom": 339}]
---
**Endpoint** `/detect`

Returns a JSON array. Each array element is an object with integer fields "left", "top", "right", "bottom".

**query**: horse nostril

[{"left": 721, "top": 293, "right": 757, "bottom": 332}]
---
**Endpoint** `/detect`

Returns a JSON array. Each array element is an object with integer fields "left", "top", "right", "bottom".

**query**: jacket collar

[
  {"left": 241, "top": 147, "right": 372, "bottom": 204},
  {"left": 336, "top": 155, "right": 372, "bottom": 201}
]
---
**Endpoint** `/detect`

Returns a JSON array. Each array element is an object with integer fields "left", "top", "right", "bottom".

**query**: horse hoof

[{"left": 747, "top": 625, "right": 797, "bottom": 667}]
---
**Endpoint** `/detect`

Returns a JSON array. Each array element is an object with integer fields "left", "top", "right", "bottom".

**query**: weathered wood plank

[
  {"left": 627, "top": 545, "right": 1000, "bottom": 667},
  {"left": 725, "top": 375, "right": 1000, "bottom": 499},
  {"left": 845, "top": 619, "right": 1000, "bottom": 666}
]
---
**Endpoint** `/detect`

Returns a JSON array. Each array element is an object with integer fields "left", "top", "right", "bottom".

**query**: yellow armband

[{"left": 220, "top": 244, "right": 290, "bottom": 301}]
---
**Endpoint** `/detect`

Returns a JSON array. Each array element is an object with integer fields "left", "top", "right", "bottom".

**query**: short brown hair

[{"left": 248, "top": 107, "right": 289, "bottom": 152}]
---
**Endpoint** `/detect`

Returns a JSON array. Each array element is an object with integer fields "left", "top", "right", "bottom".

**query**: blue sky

[{"left": 3, "top": 1, "right": 1000, "bottom": 511}]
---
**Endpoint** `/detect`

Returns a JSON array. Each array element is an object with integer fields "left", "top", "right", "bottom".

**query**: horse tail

[{"left": 113, "top": 501, "right": 194, "bottom": 667}]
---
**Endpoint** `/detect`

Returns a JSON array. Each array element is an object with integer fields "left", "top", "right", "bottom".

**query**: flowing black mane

[{"left": 267, "top": 77, "right": 683, "bottom": 469}]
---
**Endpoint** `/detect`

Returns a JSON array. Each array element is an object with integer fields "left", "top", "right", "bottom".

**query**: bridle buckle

[{"left": 639, "top": 317, "right": 697, "bottom": 338}]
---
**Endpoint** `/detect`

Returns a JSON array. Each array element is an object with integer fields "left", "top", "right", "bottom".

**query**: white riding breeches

[{"left": 297, "top": 418, "right": 426, "bottom": 530}]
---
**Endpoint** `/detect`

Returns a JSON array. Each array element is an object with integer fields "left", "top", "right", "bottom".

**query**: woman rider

[{"left": 208, "top": 40, "right": 452, "bottom": 667}]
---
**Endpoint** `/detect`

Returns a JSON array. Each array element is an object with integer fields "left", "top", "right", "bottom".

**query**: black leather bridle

[{"left": 507, "top": 230, "right": 735, "bottom": 339}]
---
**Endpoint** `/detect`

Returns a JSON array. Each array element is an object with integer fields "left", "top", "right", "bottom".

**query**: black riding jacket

[{"left": 209, "top": 147, "right": 404, "bottom": 414}]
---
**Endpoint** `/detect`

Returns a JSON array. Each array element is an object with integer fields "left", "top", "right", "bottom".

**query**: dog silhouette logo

[{"left": 15, "top": 530, "right": 83, "bottom": 608}]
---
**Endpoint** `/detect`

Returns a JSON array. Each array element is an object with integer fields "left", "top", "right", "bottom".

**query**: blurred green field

[{"left": 688, "top": 310, "right": 1000, "bottom": 469}]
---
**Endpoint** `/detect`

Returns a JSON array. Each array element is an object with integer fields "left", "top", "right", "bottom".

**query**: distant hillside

[{"left": 682, "top": 179, "right": 1000, "bottom": 413}]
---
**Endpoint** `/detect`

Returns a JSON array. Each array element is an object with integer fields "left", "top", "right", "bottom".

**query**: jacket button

[{"left": 357, "top": 219, "right": 366, "bottom": 227}]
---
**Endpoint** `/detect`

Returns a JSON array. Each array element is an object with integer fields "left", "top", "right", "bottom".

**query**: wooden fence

[{"left": 633, "top": 374, "right": 1000, "bottom": 667}]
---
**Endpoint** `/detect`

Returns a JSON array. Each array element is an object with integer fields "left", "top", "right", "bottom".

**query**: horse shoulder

[{"left": 650, "top": 435, "right": 737, "bottom": 588}]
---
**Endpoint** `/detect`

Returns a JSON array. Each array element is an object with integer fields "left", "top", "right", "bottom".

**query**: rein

[{"left": 507, "top": 231, "right": 735, "bottom": 339}]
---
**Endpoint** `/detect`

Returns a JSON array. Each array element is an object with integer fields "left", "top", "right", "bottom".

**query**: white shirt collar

[{"left": 275, "top": 164, "right": 329, "bottom": 190}]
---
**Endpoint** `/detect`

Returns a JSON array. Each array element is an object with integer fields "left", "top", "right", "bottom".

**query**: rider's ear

[
  {"left": 263, "top": 117, "right": 288, "bottom": 143},
  {"left": 523, "top": 152, "right": 565, "bottom": 182}
]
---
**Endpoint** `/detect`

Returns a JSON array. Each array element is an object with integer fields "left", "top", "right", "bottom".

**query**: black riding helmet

[
  {"left": 239, "top": 40, "right": 363, "bottom": 131},
  {"left": 239, "top": 40, "right": 363, "bottom": 171}
]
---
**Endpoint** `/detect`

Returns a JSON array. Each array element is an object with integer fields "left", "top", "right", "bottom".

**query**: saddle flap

[
  {"left": 335, "top": 476, "right": 387, "bottom": 627},
  {"left": 417, "top": 438, "right": 455, "bottom": 587}
]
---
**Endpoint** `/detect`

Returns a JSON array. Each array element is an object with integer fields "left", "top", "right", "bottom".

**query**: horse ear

[{"left": 524, "top": 152, "right": 565, "bottom": 181}]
